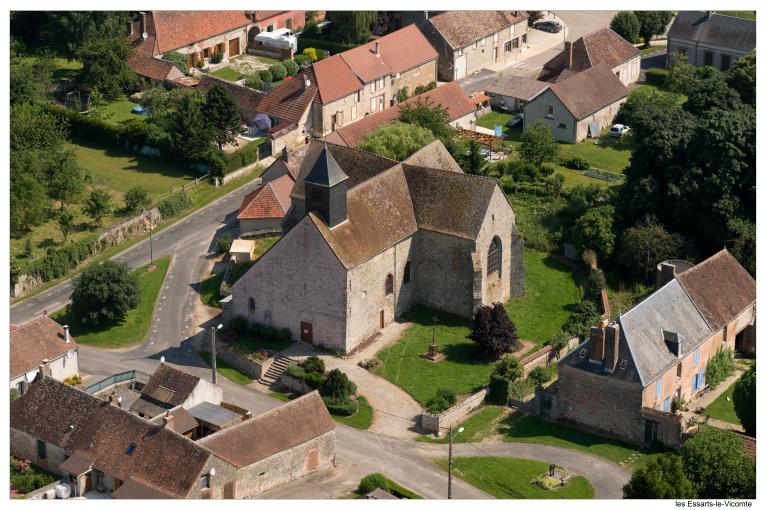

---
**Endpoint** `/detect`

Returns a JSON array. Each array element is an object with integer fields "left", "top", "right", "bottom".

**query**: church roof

[{"left": 304, "top": 145, "right": 349, "bottom": 187}]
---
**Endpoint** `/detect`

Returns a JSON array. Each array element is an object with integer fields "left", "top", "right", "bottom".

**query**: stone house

[
  {"left": 10, "top": 317, "right": 79, "bottom": 397},
  {"left": 255, "top": 25, "right": 438, "bottom": 153},
  {"left": 523, "top": 64, "right": 629, "bottom": 143},
  {"left": 323, "top": 81, "right": 478, "bottom": 147},
  {"left": 224, "top": 140, "right": 524, "bottom": 353},
  {"left": 551, "top": 250, "right": 756, "bottom": 447},
  {"left": 129, "top": 362, "right": 222, "bottom": 419},
  {"left": 484, "top": 75, "right": 548, "bottom": 112},
  {"left": 420, "top": 11, "right": 529, "bottom": 81},
  {"left": 666, "top": 11, "right": 755, "bottom": 70},
  {"left": 539, "top": 27, "right": 641, "bottom": 86},
  {"left": 11, "top": 377, "right": 336, "bottom": 499},
  {"left": 237, "top": 173, "right": 295, "bottom": 236}
]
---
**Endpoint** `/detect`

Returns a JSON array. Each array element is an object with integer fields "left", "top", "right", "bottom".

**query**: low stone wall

[
  {"left": 222, "top": 163, "right": 263, "bottom": 185},
  {"left": 520, "top": 336, "right": 580, "bottom": 376},
  {"left": 421, "top": 388, "right": 488, "bottom": 435},
  {"left": 201, "top": 338, "right": 272, "bottom": 380},
  {"left": 279, "top": 374, "right": 314, "bottom": 395},
  {"left": 97, "top": 207, "right": 161, "bottom": 247}
]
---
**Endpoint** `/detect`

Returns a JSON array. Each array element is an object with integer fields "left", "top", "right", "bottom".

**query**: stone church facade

[{"left": 225, "top": 141, "right": 524, "bottom": 353}]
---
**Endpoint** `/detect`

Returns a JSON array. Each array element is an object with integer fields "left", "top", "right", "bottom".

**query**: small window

[
  {"left": 693, "top": 349, "right": 699, "bottom": 367},
  {"left": 403, "top": 262, "right": 411, "bottom": 284},
  {"left": 676, "top": 363, "right": 682, "bottom": 377},
  {"left": 545, "top": 105, "right": 554, "bottom": 119},
  {"left": 481, "top": 37, "right": 486, "bottom": 46},
  {"left": 37, "top": 439, "right": 47, "bottom": 459},
  {"left": 248, "top": 297, "right": 256, "bottom": 313},
  {"left": 370, "top": 97, "right": 377, "bottom": 112},
  {"left": 355, "top": 90, "right": 361, "bottom": 103},
  {"left": 511, "top": 38, "right": 519, "bottom": 49},
  {"left": 266, "top": 24, "right": 274, "bottom": 32},
  {"left": 557, "top": 123, "right": 567, "bottom": 129},
  {"left": 203, "top": 47, "right": 211, "bottom": 59},
  {"left": 385, "top": 274, "right": 394, "bottom": 295},
  {"left": 487, "top": 237, "right": 502, "bottom": 277},
  {"left": 370, "top": 80, "right": 376, "bottom": 93},
  {"left": 720, "top": 55, "right": 731, "bottom": 71},
  {"left": 655, "top": 379, "right": 663, "bottom": 398},
  {"left": 704, "top": 51, "right": 713, "bottom": 66},
  {"left": 351, "top": 105, "right": 357, "bottom": 120},
  {"left": 126, "top": 442, "right": 137, "bottom": 456},
  {"left": 522, "top": 33, "right": 527, "bottom": 44},
  {"left": 493, "top": 33, "right": 498, "bottom": 43},
  {"left": 504, "top": 41, "right": 511, "bottom": 52},
  {"left": 379, "top": 77, "right": 385, "bottom": 89},
  {"left": 200, "top": 473, "right": 210, "bottom": 489}
]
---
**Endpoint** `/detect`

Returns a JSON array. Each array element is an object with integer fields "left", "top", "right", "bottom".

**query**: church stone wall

[{"left": 474, "top": 186, "right": 515, "bottom": 306}]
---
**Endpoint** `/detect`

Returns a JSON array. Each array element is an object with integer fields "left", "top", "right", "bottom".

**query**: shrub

[
  {"left": 645, "top": 67, "right": 670, "bottom": 87},
  {"left": 215, "top": 233, "right": 232, "bottom": 254},
  {"left": 304, "top": 371, "right": 323, "bottom": 389},
  {"left": 229, "top": 315, "right": 249, "bottom": 335},
  {"left": 562, "top": 155, "right": 591, "bottom": 170},
  {"left": 162, "top": 51, "right": 189, "bottom": 74},
  {"left": 10, "top": 458, "right": 57, "bottom": 494},
  {"left": 282, "top": 59, "right": 299, "bottom": 76},
  {"left": 70, "top": 260, "right": 139, "bottom": 326},
  {"left": 210, "top": 52, "right": 223, "bottom": 64},
  {"left": 487, "top": 375, "right": 511, "bottom": 405},
  {"left": 157, "top": 191, "right": 192, "bottom": 219},
  {"left": 24, "top": 235, "right": 106, "bottom": 283},
  {"left": 468, "top": 303, "right": 519, "bottom": 360},
  {"left": 671, "top": 396, "right": 686, "bottom": 413},
  {"left": 269, "top": 63, "right": 287, "bottom": 81},
  {"left": 705, "top": 348, "right": 735, "bottom": 389},
  {"left": 321, "top": 368, "right": 354, "bottom": 399},
  {"left": 225, "top": 139, "right": 263, "bottom": 172},
  {"left": 302, "top": 355, "right": 325, "bottom": 375},
  {"left": 302, "top": 47, "right": 320, "bottom": 62},
  {"left": 297, "top": 39, "right": 354, "bottom": 56},
  {"left": 425, "top": 388, "right": 457, "bottom": 414},
  {"left": 359, "top": 473, "right": 389, "bottom": 495},
  {"left": 528, "top": 366, "right": 551, "bottom": 387},
  {"left": 323, "top": 396, "right": 358, "bottom": 416},
  {"left": 258, "top": 69, "right": 273, "bottom": 83},
  {"left": 293, "top": 54, "right": 311, "bottom": 67},
  {"left": 285, "top": 363, "right": 305, "bottom": 380},
  {"left": 243, "top": 74, "right": 262, "bottom": 90},
  {"left": 124, "top": 186, "right": 150, "bottom": 212}
]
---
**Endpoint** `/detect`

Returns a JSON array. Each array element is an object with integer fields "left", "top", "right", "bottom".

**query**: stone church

[{"left": 224, "top": 140, "right": 524, "bottom": 353}]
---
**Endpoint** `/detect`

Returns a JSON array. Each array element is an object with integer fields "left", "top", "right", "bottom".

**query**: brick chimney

[
  {"left": 163, "top": 411, "right": 175, "bottom": 431},
  {"left": 588, "top": 326, "right": 604, "bottom": 364},
  {"left": 374, "top": 41, "right": 380, "bottom": 57},
  {"left": 63, "top": 325, "right": 70, "bottom": 344},
  {"left": 564, "top": 41, "right": 573, "bottom": 68},
  {"left": 603, "top": 323, "right": 621, "bottom": 372}
]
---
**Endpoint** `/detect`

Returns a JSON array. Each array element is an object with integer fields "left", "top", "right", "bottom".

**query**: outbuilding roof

[
  {"left": 139, "top": 363, "right": 200, "bottom": 407},
  {"left": 238, "top": 173, "right": 294, "bottom": 220},
  {"left": 668, "top": 11, "right": 756, "bottom": 52},
  {"left": 426, "top": 10, "right": 528, "bottom": 49},
  {"left": 150, "top": 11, "right": 251, "bottom": 54},
  {"left": 10, "top": 316, "right": 77, "bottom": 379},
  {"left": 547, "top": 64, "right": 628, "bottom": 119},
  {"left": 485, "top": 75, "right": 549, "bottom": 102}
]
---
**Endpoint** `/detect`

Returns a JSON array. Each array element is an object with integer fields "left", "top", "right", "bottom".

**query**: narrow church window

[
  {"left": 403, "top": 262, "right": 411, "bottom": 284},
  {"left": 487, "top": 237, "right": 502, "bottom": 278},
  {"left": 249, "top": 297, "right": 256, "bottom": 313},
  {"left": 385, "top": 274, "right": 394, "bottom": 295}
]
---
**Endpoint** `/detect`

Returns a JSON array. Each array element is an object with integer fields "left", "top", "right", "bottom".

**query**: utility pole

[
  {"left": 143, "top": 208, "right": 154, "bottom": 267},
  {"left": 211, "top": 324, "right": 222, "bottom": 384},
  {"left": 447, "top": 425, "right": 464, "bottom": 499}
]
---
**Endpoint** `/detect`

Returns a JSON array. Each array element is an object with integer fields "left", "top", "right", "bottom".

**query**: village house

[
  {"left": 256, "top": 25, "right": 438, "bottom": 154},
  {"left": 550, "top": 250, "right": 756, "bottom": 447},
  {"left": 237, "top": 173, "right": 295, "bottom": 236},
  {"left": 129, "top": 362, "right": 222, "bottom": 419},
  {"left": 539, "top": 27, "right": 641, "bottom": 86},
  {"left": 484, "top": 75, "right": 549, "bottom": 112},
  {"left": 666, "top": 11, "right": 756, "bottom": 70},
  {"left": 420, "top": 11, "right": 529, "bottom": 81},
  {"left": 323, "top": 81, "right": 477, "bottom": 147},
  {"left": 10, "top": 317, "right": 79, "bottom": 397},
  {"left": 523, "top": 64, "right": 629, "bottom": 143},
  {"left": 11, "top": 376, "right": 336, "bottom": 499},
  {"left": 223, "top": 140, "right": 524, "bottom": 353}
]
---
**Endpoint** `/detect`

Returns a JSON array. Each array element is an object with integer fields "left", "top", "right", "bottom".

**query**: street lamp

[
  {"left": 210, "top": 324, "right": 223, "bottom": 384},
  {"left": 447, "top": 425, "right": 465, "bottom": 499}
]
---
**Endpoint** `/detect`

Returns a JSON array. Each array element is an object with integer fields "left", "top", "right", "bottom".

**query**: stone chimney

[
  {"left": 63, "top": 325, "right": 70, "bottom": 344},
  {"left": 374, "top": 41, "right": 380, "bottom": 57},
  {"left": 163, "top": 411, "right": 175, "bottom": 431},
  {"left": 656, "top": 261, "right": 677, "bottom": 289},
  {"left": 603, "top": 323, "right": 621, "bottom": 372},
  {"left": 588, "top": 326, "right": 604, "bottom": 364},
  {"left": 564, "top": 41, "right": 573, "bottom": 68},
  {"left": 281, "top": 147, "right": 289, "bottom": 163},
  {"left": 40, "top": 359, "right": 52, "bottom": 377}
]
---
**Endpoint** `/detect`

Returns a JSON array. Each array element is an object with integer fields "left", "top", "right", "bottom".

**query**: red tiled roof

[
  {"left": 427, "top": 11, "right": 528, "bottom": 49},
  {"left": 10, "top": 316, "right": 77, "bottom": 379},
  {"left": 541, "top": 28, "right": 639, "bottom": 81},
  {"left": 238, "top": 173, "right": 294, "bottom": 220},
  {"left": 327, "top": 81, "right": 474, "bottom": 147},
  {"left": 312, "top": 55, "right": 361, "bottom": 104},
  {"left": 152, "top": 11, "right": 251, "bottom": 54},
  {"left": 258, "top": 67, "right": 318, "bottom": 124},
  {"left": 548, "top": 64, "right": 628, "bottom": 119},
  {"left": 127, "top": 12, "right": 184, "bottom": 81}
]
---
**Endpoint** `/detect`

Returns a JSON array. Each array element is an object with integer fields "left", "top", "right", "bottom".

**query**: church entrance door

[{"left": 301, "top": 321, "right": 313, "bottom": 343}]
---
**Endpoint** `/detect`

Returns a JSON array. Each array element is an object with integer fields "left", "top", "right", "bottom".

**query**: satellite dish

[
  {"left": 141, "top": 32, "right": 148, "bottom": 40},
  {"left": 305, "top": 79, "right": 311, "bottom": 88},
  {"left": 160, "top": 356, "right": 165, "bottom": 364}
]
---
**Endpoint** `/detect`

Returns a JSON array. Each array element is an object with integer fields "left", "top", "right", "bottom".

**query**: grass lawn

[
  {"left": 477, "top": 110, "right": 514, "bottom": 135},
  {"left": 417, "top": 405, "right": 507, "bottom": 443},
  {"left": 20, "top": 55, "right": 83, "bottom": 83},
  {"left": 375, "top": 306, "right": 496, "bottom": 405},
  {"left": 719, "top": 11, "right": 756, "bottom": 20},
  {"left": 51, "top": 257, "right": 170, "bottom": 348},
  {"left": 704, "top": 381, "right": 741, "bottom": 425},
  {"left": 350, "top": 474, "right": 423, "bottom": 499},
  {"left": 436, "top": 457, "right": 594, "bottom": 499},
  {"left": 211, "top": 66, "right": 243, "bottom": 82},
  {"left": 560, "top": 133, "right": 633, "bottom": 174},
  {"left": 500, "top": 412, "right": 663, "bottom": 470},
  {"left": 506, "top": 249, "right": 582, "bottom": 346},
  {"left": 640, "top": 43, "right": 667, "bottom": 56},
  {"left": 99, "top": 96, "right": 144, "bottom": 127},
  {"left": 630, "top": 84, "right": 687, "bottom": 106},
  {"left": 199, "top": 351, "right": 252, "bottom": 385}
]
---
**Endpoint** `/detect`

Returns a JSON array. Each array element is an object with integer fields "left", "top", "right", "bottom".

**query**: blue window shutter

[
  {"left": 693, "top": 350, "right": 699, "bottom": 366},
  {"left": 692, "top": 373, "right": 698, "bottom": 391},
  {"left": 700, "top": 370, "right": 706, "bottom": 387},
  {"left": 656, "top": 379, "right": 663, "bottom": 398},
  {"left": 663, "top": 397, "right": 670, "bottom": 412}
]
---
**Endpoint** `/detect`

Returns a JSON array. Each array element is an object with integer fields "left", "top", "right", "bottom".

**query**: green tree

[
  {"left": 616, "top": 216, "right": 683, "bottom": 283},
  {"left": 171, "top": 91, "right": 213, "bottom": 162},
  {"left": 732, "top": 366, "right": 755, "bottom": 436},
  {"left": 726, "top": 51, "right": 756, "bottom": 106},
  {"left": 623, "top": 454, "right": 697, "bottom": 499},
  {"left": 563, "top": 301, "right": 601, "bottom": 340},
  {"left": 493, "top": 355, "right": 524, "bottom": 383},
  {"left": 328, "top": 11, "right": 376, "bottom": 44},
  {"left": 203, "top": 84, "right": 242, "bottom": 150},
  {"left": 75, "top": 34, "right": 138, "bottom": 99},
  {"left": 610, "top": 11, "right": 641, "bottom": 44},
  {"left": 49, "top": 161, "right": 86, "bottom": 211},
  {"left": 84, "top": 189, "right": 113, "bottom": 226},
  {"left": 635, "top": 11, "right": 674, "bottom": 48},
  {"left": 526, "top": 11, "right": 544, "bottom": 26},
  {"left": 124, "top": 186, "right": 150, "bottom": 213},
  {"left": 10, "top": 174, "right": 48, "bottom": 233},
  {"left": 726, "top": 218, "right": 755, "bottom": 276},
  {"left": 321, "top": 369, "right": 354, "bottom": 400},
  {"left": 468, "top": 303, "right": 519, "bottom": 360},
  {"left": 10, "top": 57, "right": 50, "bottom": 105},
  {"left": 680, "top": 427, "right": 756, "bottom": 499},
  {"left": 457, "top": 139, "right": 487, "bottom": 175},
  {"left": 57, "top": 210, "right": 76, "bottom": 242},
  {"left": 665, "top": 55, "right": 698, "bottom": 94},
  {"left": 572, "top": 205, "right": 615, "bottom": 260},
  {"left": 398, "top": 100, "right": 453, "bottom": 141},
  {"left": 70, "top": 260, "right": 140, "bottom": 326},
  {"left": 358, "top": 122, "right": 435, "bottom": 160},
  {"left": 545, "top": 330, "right": 572, "bottom": 359},
  {"left": 141, "top": 86, "right": 169, "bottom": 120},
  {"left": 519, "top": 120, "right": 559, "bottom": 167},
  {"left": 358, "top": 473, "right": 389, "bottom": 495}
]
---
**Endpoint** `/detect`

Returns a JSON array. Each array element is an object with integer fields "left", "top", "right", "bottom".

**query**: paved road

[{"left": 10, "top": 181, "right": 258, "bottom": 326}]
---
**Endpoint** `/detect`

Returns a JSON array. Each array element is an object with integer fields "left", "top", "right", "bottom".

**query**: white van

[{"left": 254, "top": 28, "right": 298, "bottom": 52}]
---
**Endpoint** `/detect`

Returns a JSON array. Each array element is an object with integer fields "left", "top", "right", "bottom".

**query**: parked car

[
  {"left": 507, "top": 113, "right": 524, "bottom": 128},
  {"left": 534, "top": 20, "right": 563, "bottom": 33},
  {"left": 609, "top": 124, "right": 630, "bottom": 137}
]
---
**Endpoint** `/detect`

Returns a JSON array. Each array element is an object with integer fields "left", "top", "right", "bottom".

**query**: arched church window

[
  {"left": 385, "top": 274, "right": 394, "bottom": 295},
  {"left": 488, "top": 237, "right": 502, "bottom": 278}
]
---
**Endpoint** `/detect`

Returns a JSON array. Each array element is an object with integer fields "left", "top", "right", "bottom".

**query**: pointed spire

[{"left": 304, "top": 143, "right": 348, "bottom": 188}]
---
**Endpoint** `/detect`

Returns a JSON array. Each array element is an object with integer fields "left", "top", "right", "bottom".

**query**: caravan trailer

[{"left": 253, "top": 28, "right": 298, "bottom": 53}]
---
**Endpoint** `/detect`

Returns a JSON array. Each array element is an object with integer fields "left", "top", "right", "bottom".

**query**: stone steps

[{"left": 260, "top": 355, "right": 295, "bottom": 385}]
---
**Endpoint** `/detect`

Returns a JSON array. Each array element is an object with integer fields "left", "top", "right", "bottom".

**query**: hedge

[
  {"left": 43, "top": 102, "right": 124, "bottom": 147},
  {"left": 323, "top": 396, "right": 358, "bottom": 416},
  {"left": 561, "top": 155, "right": 591, "bottom": 171},
  {"left": 297, "top": 37, "right": 354, "bottom": 55},
  {"left": 24, "top": 235, "right": 106, "bottom": 283},
  {"left": 225, "top": 138, "right": 264, "bottom": 172},
  {"left": 645, "top": 67, "right": 670, "bottom": 87},
  {"left": 487, "top": 375, "right": 511, "bottom": 405},
  {"left": 157, "top": 191, "right": 192, "bottom": 219}
]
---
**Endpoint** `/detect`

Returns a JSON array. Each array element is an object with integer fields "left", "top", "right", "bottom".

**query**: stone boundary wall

[
  {"left": 200, "top": 337, "right": 272, "bottom": 381},
  {"left": 279, "top": 374, "right": 314, "bottom": 395},
  {"left": 222, "top": 162, "right": 263, "bottom": 186},
  {"left": 421, "top": 388, "right": 488, "bottom": 435},
  {"left": 520, "top": 336, "right": 580, "bottom": 376}
]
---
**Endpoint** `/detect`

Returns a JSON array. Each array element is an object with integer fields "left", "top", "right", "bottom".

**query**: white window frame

[
  {"left": 545, "top": 105, "right": 554, "bottom": 119},
  {"left": 370, "top": 97, "right": 377, "bottom": 113},
  {"left": 378, "top": 77, "right": 385, "bottom": 89}
]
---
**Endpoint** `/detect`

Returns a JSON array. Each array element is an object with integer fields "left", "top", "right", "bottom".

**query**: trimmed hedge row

[
  {"left": 297, "top": 37, "right": 355, "bottom": 55},
  {"left": 24, "top": 236, "right": 107, "bottom": 283},
  {"left": 225, "top": 139, "right": 264, "bottom": 172},
  {"left": 157, "top": 191, "right": 192, "bottom": 219}
]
